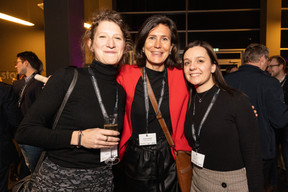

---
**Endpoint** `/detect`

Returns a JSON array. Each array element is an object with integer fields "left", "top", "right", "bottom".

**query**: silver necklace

[{"left": 195, "top": 91, "right": 209, "bottom": 103}]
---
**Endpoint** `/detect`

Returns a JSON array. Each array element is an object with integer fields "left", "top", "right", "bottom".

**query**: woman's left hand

[{"left": 71, "top": 128, "right": 120, "bottom": 149}]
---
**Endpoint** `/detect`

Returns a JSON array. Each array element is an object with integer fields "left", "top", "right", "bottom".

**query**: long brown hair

[
  {"left": 182, "top": 40, "right": 235, "bottom": 95},
  {"left": 135, "top": 15, "right": 180, "bottom": 68}
]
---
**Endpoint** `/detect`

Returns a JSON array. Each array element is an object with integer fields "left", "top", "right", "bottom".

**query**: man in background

[
  {"left": 225, "top": 44, "right": 288, "bottom": 190},
  {"left": 266, "top": 55, "right": 288, "bottom": 191},
  {"left": 14, "top": 51, "right": 44, "bottom": 177}
]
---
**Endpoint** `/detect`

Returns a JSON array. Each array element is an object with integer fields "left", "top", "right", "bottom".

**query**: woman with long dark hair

[
  {"left": 182, "top": 41, "right": 264, "bottom": 191},
  {"left": 115, "top": 15, "right": 191, "bottom": 191}
]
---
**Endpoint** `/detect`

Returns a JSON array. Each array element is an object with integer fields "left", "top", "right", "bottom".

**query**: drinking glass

[{"left": 104, "top": 115, "right": 120, "bottom": 165}]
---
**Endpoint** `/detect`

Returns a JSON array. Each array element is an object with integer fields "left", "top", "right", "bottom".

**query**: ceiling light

[
  {"left": 37, "top": 3, "right": 44, "bottom": 10},
  {"left": 0, "top": 12, "right": 34, "bottom": 26}
]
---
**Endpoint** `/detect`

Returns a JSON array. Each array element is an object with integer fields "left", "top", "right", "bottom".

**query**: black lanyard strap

[
  {"left": 88, "top": 67, "right": 118, "bottom": 120},
  {"left": 18, "top": 73, "right": 37, "bottom": 107},
  {"left": 192, "top": 88, "right": 220, "bottom": 150},
  {"left": 142, "top": 67, "right": 166, "bottom": 134}
]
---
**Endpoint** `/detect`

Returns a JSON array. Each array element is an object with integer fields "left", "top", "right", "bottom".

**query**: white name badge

[
  {"left": 100, "top": 146, "right": 118, "bottom": 162},
  {"left": 100, "top": 148, "right": 110, "bottom": 162},
  {"left": 191, "top": 150, "right": 205, "bottom": 168},
  {"left": 139, "top": 133, "right": 157, "bottom": 146}
]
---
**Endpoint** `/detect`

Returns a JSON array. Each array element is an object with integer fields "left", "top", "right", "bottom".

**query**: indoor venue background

[{"left": 0, "top": 0, "right": 286, "bottom": 83}]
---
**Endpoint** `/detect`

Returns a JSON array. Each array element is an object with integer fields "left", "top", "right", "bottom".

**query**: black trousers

[
  {"left": 263, "top": 159, "right": 274, "bottom": 184},
  {"left": 0, "top": 166, "right": 9, "bottom": 192}
]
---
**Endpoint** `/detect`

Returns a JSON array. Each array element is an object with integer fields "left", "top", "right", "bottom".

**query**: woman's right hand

[{"left": 71, "top": 128, "right": 120, "bottom": 149}]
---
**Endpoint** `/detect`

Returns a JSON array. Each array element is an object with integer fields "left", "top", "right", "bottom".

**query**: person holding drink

[{"left": 15, "top": 10, "right": 131, "bottom": 191}]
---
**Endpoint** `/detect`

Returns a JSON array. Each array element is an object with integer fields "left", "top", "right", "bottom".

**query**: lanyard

[
  {"left": 191, "top": 88, "right": 220, "bottom": 150},
  {"left": 88, "top": 67, "right": 118, "bottom": 121},
  {"left": 281, "top": 75, "right": 287, "bottom": 87},
  {"left": 143, "top": 67, "right": 166, "bottom": 134},
  {"left": 18, "top": 73, "right": 36, "bottom": 107}
]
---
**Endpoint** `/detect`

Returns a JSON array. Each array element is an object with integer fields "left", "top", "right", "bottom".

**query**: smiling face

[
  {"left": 143, "top": 24, "right": 173, "bottom": 71},
  {"left": 183, "top": 46, "right": 216, "bottom": 93},
  {"left": 267, "top": 58, "right": 281, "bottom": 78},
  {"left": 88, "top": 20, "right": 125, "bottom": 65}
]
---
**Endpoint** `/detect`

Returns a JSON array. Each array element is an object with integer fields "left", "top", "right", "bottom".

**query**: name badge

[
  {"left": 191, "top": 150, "right": 205, "bottom": 168},
  {"left": 139, "top": 133, "right": 157, "bottom": 146},
  {"left": 100, "top": 148, "right": 110, "bottom": 162},
  {"left": 100, "top": 146, "right": 118, "bottom": 162}
]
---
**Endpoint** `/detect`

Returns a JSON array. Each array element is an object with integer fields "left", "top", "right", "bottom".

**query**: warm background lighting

[{"left": 0, "top": 12, "right": 34, "bottom": 26}]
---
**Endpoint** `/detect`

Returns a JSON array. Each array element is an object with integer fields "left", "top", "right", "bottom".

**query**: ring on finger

[{"left": 106, "top": 136, "right": 108, "bottom": 142}]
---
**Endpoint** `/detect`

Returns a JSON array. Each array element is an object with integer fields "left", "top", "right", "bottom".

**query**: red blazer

[{"left": 117, "top": 65, "right": 191, "bottom": 159}]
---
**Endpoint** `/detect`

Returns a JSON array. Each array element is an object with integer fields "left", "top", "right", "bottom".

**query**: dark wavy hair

[
  {"left": 82, "top": 10, "right": 132, "bottom": 65},
  {"left": 135, "top": 15, "right": 180, "bottom": 68},
  {"left": 182, "top": 40, "right": 235, "bottom": 94},
  {"left": 17, "top": 51, "right": 43, "bottom": 72}
]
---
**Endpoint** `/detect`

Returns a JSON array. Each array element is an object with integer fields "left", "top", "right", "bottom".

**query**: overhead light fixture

[
  {"left": 37, "top": 3, "right": 44, "bottom": 10},
  {"left": 0, "top": 12, "right": 34, "bottom": 26},
  {"left": 84, "top": 23, "right": 91, "bottom": 29}
]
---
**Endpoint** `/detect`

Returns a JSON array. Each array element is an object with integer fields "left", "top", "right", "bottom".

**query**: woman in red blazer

[{"left": 115, "top": 15, "right": 191, "bottom": 192}]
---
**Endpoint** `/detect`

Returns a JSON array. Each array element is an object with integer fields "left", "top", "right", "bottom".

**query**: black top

[
  {"left": 281, "top": 75, "right": 288, "bottom": 104},
  {"left": 15, "top": 60, "right": 126, "bottom": 168},
  {"left": 184, "top": 85, "right": 263, "bottom": 191},
  {"left": 131, "top": 67, "right": 172, "bottom": 140},
  {"left": 17, "top": 74, "right": 44, "bottom": 115}
]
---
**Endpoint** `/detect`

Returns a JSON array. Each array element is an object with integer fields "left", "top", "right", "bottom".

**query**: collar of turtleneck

[{"left": 89, "top": 60, "right": 118, "bottom": 81}]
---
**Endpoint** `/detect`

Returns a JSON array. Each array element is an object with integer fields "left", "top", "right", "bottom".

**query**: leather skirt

[{"left": 114, "top": 138, "right": 179, "bottom": 192}]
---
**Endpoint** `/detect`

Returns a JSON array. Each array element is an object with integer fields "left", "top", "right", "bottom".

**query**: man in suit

[
  {"left": 225, "top": 44, "right": 288, "bottom": 189},
  {"left": 0, "top": 82, "right": 22, "bottom": 192},
  {"left": 266, "top": 55, "right": 288, "bottom": 190},
  {"left": 14, "top": 51, "right": 44, "bottom": 174}
]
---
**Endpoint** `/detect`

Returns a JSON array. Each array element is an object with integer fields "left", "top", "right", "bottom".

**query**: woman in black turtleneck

[
  {"left": 183, "top": 41, "right": 264, "bottom": 191},
  {"left": 15, "top": 10, "right": 131, "bottom": 191}
]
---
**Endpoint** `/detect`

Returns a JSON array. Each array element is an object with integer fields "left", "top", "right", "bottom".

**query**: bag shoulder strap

[
  {"left": 140, "top": 68, "right": 175, "bottom": 148},
  {"left": 32, "top": 68, "right": 78, "bottom": 175}
]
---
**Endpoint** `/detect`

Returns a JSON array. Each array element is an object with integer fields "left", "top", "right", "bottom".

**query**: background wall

[
  {"left": 0, "top": 0, "right": 112, "bottom": 84},
  {"left": 0, "top": 0, "right": 45, "bottom": 84}
]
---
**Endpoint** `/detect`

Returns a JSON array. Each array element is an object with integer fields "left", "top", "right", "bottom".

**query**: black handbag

[{"left": 12, "top": 68, "right": 78, "bottom": 192}]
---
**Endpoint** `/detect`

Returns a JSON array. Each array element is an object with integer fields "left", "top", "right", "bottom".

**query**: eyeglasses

[{"left": 267, "top": 64, "right": 280, "bottom": 68}]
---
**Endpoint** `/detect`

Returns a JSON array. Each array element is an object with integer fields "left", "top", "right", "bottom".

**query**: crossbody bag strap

[
  {"left": 140, "top": 68, "right": 175, "bottom": 148},
  {"left": 32, "top": 68, "right": 78, "bottom": 175}
]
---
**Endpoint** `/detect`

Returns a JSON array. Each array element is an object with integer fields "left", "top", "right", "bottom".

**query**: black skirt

[{"left": 113, "top": 138, "right": 179, "bottom": 192}]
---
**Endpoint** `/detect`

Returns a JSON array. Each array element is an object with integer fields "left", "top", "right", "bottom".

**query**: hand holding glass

[{"left": 104, "top": 115, "right": 120, "bottom": 165}]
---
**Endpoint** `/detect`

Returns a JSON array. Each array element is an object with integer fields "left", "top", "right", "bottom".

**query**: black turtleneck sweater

[{"left": 15, "top": 60, "right": 126, "bottom": 168}]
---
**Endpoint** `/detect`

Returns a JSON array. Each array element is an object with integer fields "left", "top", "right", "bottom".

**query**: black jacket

[
  {"left": 281, "top": 75, "right": 288, "bottom": 105},
  {"left": 0, "top": 82, "right": 22, "bottom": 167},
  {"left": 18, "top": 76, "right": 43, "bottom": 115},
  {"left": 225, "top": 64, "right": 288, "bottom": 159}
]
